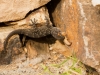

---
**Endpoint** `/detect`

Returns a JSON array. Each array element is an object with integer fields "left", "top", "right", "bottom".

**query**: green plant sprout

[
  {"left": 41, "top": 64, "right": 54, "bottom": 75},
  {"left": 41, "top": 55, "right": 83, "bottom": 75}
]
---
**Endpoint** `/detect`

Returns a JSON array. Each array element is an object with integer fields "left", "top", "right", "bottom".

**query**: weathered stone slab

[
  {"left": 0, "top": 6, "right": 51, "bottom": 64},
  {"left": 5, "top": 7, "right": 51, "bottom": 27},
  {"left": 0, "top": 7, "right": 51, "bottom": 52},
  {"left": 47, "top": 0, "right": 100, "bottom": 73},
  {"left": 0, "top": 0, "right": 50, "bottom": 22},
  {"left": 48, "top": 0, "right": 79, "bottom": 57},
  {"left": 78, "top": 0, "right": 100, "bottom": 73}
]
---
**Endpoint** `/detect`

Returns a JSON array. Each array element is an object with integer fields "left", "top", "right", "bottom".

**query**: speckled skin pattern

[{"left": 2, "top": 18, "right": 65, "bottom": 64}]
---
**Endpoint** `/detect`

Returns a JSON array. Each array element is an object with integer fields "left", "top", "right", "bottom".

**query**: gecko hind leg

[{"left": 19, "top": 34, "right": 26, "bottom": 47}]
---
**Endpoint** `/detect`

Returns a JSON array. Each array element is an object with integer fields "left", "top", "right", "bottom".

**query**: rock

[
  {"left": 92, "top": 0, "right": 100, "bottom": 6},
  {"left": 51, "top": 40, "right": 72, "bottom": 57},
  {"left": 25, "top": 37, "right": 49, "bottom": 59},
  {"left": 5, "top": 7, "right": 51, "bottom": 27},
  {"left": 0, "top": 6, "right": 51, "bottom": 51},
  {"left": 77, "top": 0, "right": 100, "bottom": 74},
  {"left": 0, "top": 6, "right": 51, "bottom": 65},
  {"left": 11, "top": 37, "right": 50, "bottom": 64},
  {"left": 0, "top": 0, "right": 50, "bottom": 22},
  {"left": 47, "top": 0, "right": 79, "bottom": 56},
  {"left": 47, "top": 0, "right": 100, "bottom": 74}
]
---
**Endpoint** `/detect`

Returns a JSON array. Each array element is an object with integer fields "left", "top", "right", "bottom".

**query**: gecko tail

[{"left": 3, "top": 29, "right": 23, "bottom": 51}]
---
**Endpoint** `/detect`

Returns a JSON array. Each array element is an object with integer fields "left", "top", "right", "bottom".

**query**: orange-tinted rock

[
  {"left": 48, "top": 0, "right": 79, "bottom": 57},
  {"left": 47, "top": 0, "right": 100, "bottom": 73}
]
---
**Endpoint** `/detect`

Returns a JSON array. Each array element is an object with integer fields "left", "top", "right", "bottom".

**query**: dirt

[
  {"left": 0, "top": 50, "right": 98, "bottom": 75},
  {"left": 0, "top": 42, "right": 99, "bottom": 75}
]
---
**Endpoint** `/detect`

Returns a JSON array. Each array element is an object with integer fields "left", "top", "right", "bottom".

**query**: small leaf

[
  {"left": 60, "top": 72, "right": 70, "bottom": 75},
  {"left": 52, "top": 59, "right": 69, "bottom": 68},
  {"left": 71, "top": 67, "right": 82, "bottom": 74}
]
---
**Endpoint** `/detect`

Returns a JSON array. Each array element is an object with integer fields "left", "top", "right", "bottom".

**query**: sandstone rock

[
  {"left": 0, "top": 0, "right": 50, "bottom": 22},
  {"left": 48, "top": 0, "right": 79, "bottom": 56},
  {"left": 0, "top": 6, "right": 51, "bottom": 64},
  {"left": 25, "top": 38, "right": 49, "bottom": 59},
  {"left": 0, "top": 6, "right": 51, "bottom": 52},
  {"left": 47, "top": 0, "right": 100, "bottom": 74},
  {"left": 5, "top": 7, "right": 51, "bottom": 28},
  {"left": 51, "top": 40, "right": 72, "bottom": 57},
  {"left": 77, "top": 0, "right": 100, "bottom": 74},
  {"left": 0, "top": 6, "right": 52, "bottom": 64}
]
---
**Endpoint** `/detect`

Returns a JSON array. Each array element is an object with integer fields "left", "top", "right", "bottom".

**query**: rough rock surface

[
  {"left": 0, "top": 6, "right": 52, "bottom": 65},
  {"left": 0, "top": 7, "right": 50, "bottom": 52},
  {"left": 5, "top": 7, "right": 51, "bottom": 28},
  {"left": 0, "top": 0, "right": 50, "bottom": 22},
  {"left": 47, "top": 0, "right": 100, "bottom": 74},
  {"left": 0, "top": 0, "right": 100, "bottom": 74}
]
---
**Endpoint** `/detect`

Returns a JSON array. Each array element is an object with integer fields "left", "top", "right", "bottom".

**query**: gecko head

[{"left": 51, "top": 27, "right": 65, "bottom": 40}]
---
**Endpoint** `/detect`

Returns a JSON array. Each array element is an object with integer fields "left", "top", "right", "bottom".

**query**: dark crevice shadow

[
  {"left": 25, "top": 5, "right": 46, "bottom": 19},
  {"left": 0, "top": 23, "right": 9, "bottom": 27},
  {"left": 46, "top": 0, "right": 61, "bottom": 26},
  {"left": 25, "top": 35, "right": 56, "bottom": 44}
]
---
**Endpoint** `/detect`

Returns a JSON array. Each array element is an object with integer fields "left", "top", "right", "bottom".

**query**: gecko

[{"left": 1, "top": 18, "right": 65, "bottom": 64}]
